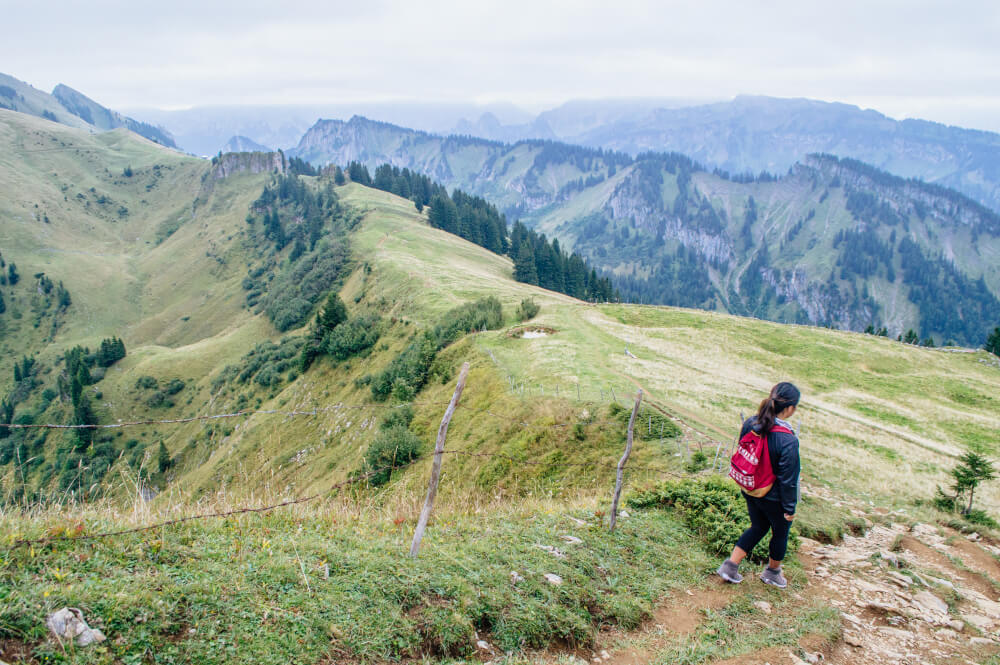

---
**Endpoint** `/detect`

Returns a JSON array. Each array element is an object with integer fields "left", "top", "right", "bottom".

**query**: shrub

[
  {"left": 628, "top": 476, "right": 796, "bottom": 561},
  {"left": 685, "top": 449, "right": 710, "bottom": 473},
  {"left": 362, "top": 425, "right": 422, "bottom": 486},
  {"left": 371, "top": 335, "right": 436, "bottom": 401},
  {"left": 164, "top": 379, "right": 185, "bottom": 395},
  {"left": 516, "top": 297, "right": 540, "bottom": 321},
  {"left": 261, "top": 242, "right": 351, "bottom": 332},
  {"left": 135, "top": 376, "right": 158, "bottom": 390},
  {"left": 324, "top": 314, "right": 381, "bottom": 360},
  {"left": 381, "top": 405, "right": 414, "bottom": 430},
  {"left": 432, "top": 296, "right": 503, "bottom": 347}
]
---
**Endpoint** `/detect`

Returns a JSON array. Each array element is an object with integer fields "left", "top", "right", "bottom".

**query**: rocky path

[
  {"left": 540, "top": 498, "right": 1000, "bottom": 665},
  {"left": 799, "top": 516, "right": 1000, "bottom": 665}
]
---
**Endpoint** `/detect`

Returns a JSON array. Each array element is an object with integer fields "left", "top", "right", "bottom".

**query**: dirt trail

[{"left": 560, "top": 489, "right": 1000, "bottom": 665}]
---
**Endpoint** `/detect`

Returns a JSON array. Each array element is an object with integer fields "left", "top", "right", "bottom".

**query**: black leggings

[{"left": 735, "top": 494, "right": 791, "bottom": 562}]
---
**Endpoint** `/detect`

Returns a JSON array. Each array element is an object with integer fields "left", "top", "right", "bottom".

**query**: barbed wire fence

[{"left": 1, "top": 363, "right": 747, "bottom": 555}]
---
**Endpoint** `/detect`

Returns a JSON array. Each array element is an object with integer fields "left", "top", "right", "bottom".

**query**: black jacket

[{"left": 739, "top": 416, "right": 800, "bottom": 515}]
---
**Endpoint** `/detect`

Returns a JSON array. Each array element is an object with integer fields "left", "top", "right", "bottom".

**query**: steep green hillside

[
  {"left": 51, "top": 84, "right": 177, "bottom": 148},
  {"left": 0, "top": 74, "right": 91, "bottom": 130},
  {"left": 2, "top": 110, "right": 1000, "bottom": 665},
  {"left": 291, "top": 117, "right": 1000, "bottom": 345}
]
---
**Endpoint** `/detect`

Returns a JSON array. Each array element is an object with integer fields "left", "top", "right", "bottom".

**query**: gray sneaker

[
  {"left": 760, "top": 567, "right": 787, "bottom": 588},
  {"left": 716, "top": 560, "right": 743, "bottom": 583}
]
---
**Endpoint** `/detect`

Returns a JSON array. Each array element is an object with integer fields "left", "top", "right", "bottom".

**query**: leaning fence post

[
  {"left": 409, "top": 362, "right": 469, "bottom": 558},
  {"left": 609, "top": 390, "right": 642, "bottom": 532}
]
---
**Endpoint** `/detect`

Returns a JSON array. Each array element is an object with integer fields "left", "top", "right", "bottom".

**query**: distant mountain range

[
  {"left": 450, "top": 96, "right": 1000, "bottom": 214},
  {"left": 126, "top": 94, "right": 1000, "bottom": 214},
  {"left": 289, "top": 115, "right": 1000, "bottom": 345},
  {"left": 0, "top": 73, "right": 176, "bottom": 148},
  {"left": 125, "top": 102, "right": 534, "bottom": 156}
]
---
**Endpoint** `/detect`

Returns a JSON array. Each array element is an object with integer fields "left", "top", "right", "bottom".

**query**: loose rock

[
  {"left": 544, "top": 573, "right": 563, "bottom": 585},
  {"left": 753, "top": 600, "right": 773, "bottom": 614},
  {"left": 46, "top": 607, "right": 106, "bottom": 647},
  {"left": 913, "top": 591, "right": 949, "bottom": 616}
]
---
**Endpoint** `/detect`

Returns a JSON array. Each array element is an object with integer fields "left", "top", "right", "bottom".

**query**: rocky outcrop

[{"left": 206, "top": 151, "right": 285, "bottom": 181}]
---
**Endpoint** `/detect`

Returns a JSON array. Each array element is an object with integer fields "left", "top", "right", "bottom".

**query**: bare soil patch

[
  {"left": 508, "top": 325, "right": 558, "bottom": 338},
  {"left": 900, "top": 534, "right": 999, "bottom": 600}
]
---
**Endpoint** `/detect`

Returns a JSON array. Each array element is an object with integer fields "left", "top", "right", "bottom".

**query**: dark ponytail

[{"left": 756, "top": 382, "right": 801, "bottom": 434}]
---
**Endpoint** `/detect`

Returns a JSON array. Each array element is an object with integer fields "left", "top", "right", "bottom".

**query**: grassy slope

[{"left": 1, "top": 116, "right": 999, "bottom": 663}]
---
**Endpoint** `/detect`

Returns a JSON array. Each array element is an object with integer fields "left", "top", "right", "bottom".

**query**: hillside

[
  {"left": 290, "top": 117, "right": 1000, "bottom": 345},
  {"left": 0, "top": 73, "right": 177, "bottom": 148},
  {"left": 2, "top": 109, "right": 1000, "bottom": 664}
]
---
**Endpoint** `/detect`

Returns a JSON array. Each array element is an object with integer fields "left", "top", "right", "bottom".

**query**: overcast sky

[{"left": 4, "top": 0, "right": 1000, "bottom": 130}]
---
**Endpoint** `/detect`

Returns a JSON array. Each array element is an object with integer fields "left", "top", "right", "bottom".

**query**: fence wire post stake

[
  {"left": 610, "top": 386, "right": 617, "bottom": 404},
  {"left": 610, "top": 389, "right": 642, "bottom": 532},
  {"left": 410, "top": 362, "right": 469, "bottom": 558},
  {"left": 712, "top": 441, "right": 723, "bottom": 473}
]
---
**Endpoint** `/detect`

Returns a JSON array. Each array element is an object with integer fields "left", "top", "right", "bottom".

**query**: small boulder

[
  {"left": 753, "top": 600, "right": 773, "bottom": 615},
  {"left": 46, "top": 607, "right": 106, "bottom": 647},
  {"left": 510, "top": 571, "right": 524, "bottom": 584},
  {"left": 544, "top": 573, "right": 563, "bottom": 585}
]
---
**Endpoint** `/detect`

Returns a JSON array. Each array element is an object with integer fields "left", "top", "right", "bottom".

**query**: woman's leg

[
  {"left": 757, "top": 500, "right": 792, "bottom": 588},
  {"left": 730, "top": 495, "right": 770, "bottom": 563},
  {"left": 760, "top": 501, "right": 791, "bottom": 564}
]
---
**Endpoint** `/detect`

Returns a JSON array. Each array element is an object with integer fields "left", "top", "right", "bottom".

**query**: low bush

[
  {"left": 324, "top": 314, "right": 382, "bottom": 361},
  {"left": 135, "top": 376, "right": 158, "bottom": 390},
  {"left": 371, "top": 298, "right": 503, "bottom": 401},
  {"left": 362, "top": 425, "right": 422, "bottom": 485},
  {"left": 516, "top": 297, "right": 540, "bottom": 321},
  {"left": 431, "top": 296, "right": 503, "bottom": 347}
]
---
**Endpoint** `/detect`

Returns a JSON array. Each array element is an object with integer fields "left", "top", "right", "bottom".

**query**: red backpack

[{"left": 729, "top": 424, "right": 792, "bottom": 497}]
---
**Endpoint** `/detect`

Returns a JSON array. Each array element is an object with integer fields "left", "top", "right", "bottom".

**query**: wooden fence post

[
  {"left": 409, "top": 362, "right": 470, "bottom": 558},
  {"left": 609, "top": 390, "right": 642, "bottom": 532}
]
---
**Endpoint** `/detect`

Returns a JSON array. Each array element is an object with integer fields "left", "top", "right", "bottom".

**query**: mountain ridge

[{"left": 289, "top": 115, "right": 1000, "bottom": 345}]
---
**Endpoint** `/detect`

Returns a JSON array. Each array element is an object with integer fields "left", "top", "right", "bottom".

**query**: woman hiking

[{"left": 717, "top": 381, "right": 801, "bottom": 589}]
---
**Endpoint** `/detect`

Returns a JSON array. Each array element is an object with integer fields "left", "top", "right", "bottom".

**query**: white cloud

[{"left": 3, "top": 0, "right": 1000, "bottom": 129}]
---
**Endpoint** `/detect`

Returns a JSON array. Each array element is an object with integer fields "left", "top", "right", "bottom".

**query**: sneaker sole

[{"left": 760, "top": 577, "right": 787, "bottom": 589}]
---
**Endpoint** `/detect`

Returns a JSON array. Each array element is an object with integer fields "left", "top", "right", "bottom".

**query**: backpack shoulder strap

[{"left": 770, "top": 425, "right": 794, "bottom": 435}]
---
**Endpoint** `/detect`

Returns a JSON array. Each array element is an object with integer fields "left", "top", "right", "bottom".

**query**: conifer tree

[
  {"left": 950, "top": 451, "right": 996, "bottom": 514},
  {"left": 514, "top": 240, "right": 538, "bottom": 285},
  {"left": 157, "top": 441, "right": 172, "bottom": 473},
  {"left": 319, "top": 293, "right": 348, "bottom": 332},
  {"left": 987, "top": 327, "right": 1000, "bottom": 357}
]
